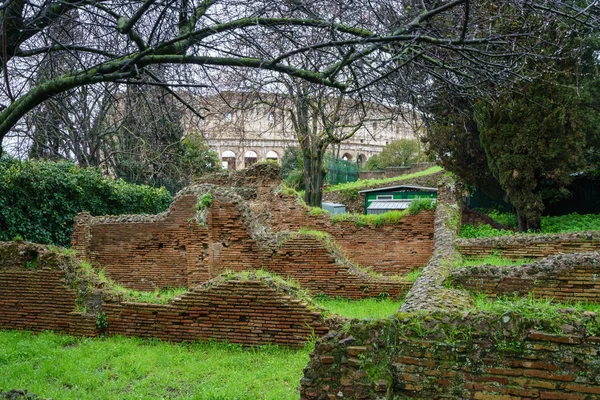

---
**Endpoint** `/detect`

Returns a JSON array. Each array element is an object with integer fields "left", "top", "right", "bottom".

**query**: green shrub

[
  {"left": 407, "top": 198, "right": 436, "bottom": 215},
  {"left": 0, "top": 157, "right": 172, "bottom": 246},
  {"left": 196, "top": 192, "right": 213, "bottom": 210},
  {"left": 486, "top": 210, "right": 518, "bottom": 228},
  {"left": 541, "top": 213, "right": 600, "bottom": 233},
  {"left": 460, "top": 212, "right": 600, "bottom": 238},
  {"left": 459, "top": 224, "right": 516, "bottom": 238}
]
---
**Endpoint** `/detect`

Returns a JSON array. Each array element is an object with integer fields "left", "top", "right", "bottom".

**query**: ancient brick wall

[
  {"left": 0, "top": 268, "right": 96, "bottom": 336},
  {"left": 71, "top": 189, "right": 419, "bottom": 298},
  {"left": 103, "top": 279, "right": 329, "bottom": 347},
  {"left": 301, "top": 314, "right": 600, "bottom": 399},
  {"left": 0, "top": 249, "right": 329, "bottom": 347},
  {"left": 457, "top": 233, "right": 600, "bottom": 259},
  {"left": 207, "top": 201, "right": 410, "bottom": 299},
  {"left": 269, "top": 194, "right": 435, "bottom": 275},
  {"left": 72, "top": 194, "right": 211, "bottom": 291},
  {"left": 450, "top": 252, "right": 600, "bottom": 303}
]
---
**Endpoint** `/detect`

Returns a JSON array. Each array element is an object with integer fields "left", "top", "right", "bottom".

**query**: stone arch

[
  {"left": 244, "top": 150, "right": 258, "bottom": 168},
  {"left": 342, "top": 153, "right": 353, "bottom": 161},
  {"left": 221, "top": 150, "right": 236, "bottom": 170},
  {"left": 357, "top": 153, "right": 367, "bottom": 167},
  {"left": 266, "top": 150, "right": 279, "bottom": 162}
]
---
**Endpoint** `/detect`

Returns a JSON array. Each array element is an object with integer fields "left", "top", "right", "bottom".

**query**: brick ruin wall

[
  {"left": 0, "top": 268, "right": 96, "bottom": 336},
  {"left": 300, "top": 174, "right": 600, "bottom": 399},
  {"left": 268, "top": 193, "right": 434, "bottom": 276},
  {"left": 450, "top": 251, "right": 600, "bottom": 303},
  {"left": 72, "top": 188, "right": 430, "bottom": 298},
  {"left": 301, "top": 315, "right": 600, "bottom": 400},
  {"left": 457, "top": 232, "right": 600, "bottom": 259},
  {"left": 0, "top": 244, "right": 329, "bottom": 347},
  {"left": 103, "top": 279, "right": 328, "bottom": 347}
]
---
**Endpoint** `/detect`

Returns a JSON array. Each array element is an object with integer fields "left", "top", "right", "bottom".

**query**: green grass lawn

[
  {"left": 0, "top": 330, "right": 311, "bottom": 400},
  {"left": 0, "top": 298, "right": 403, "bottom": 399},
  {"left": 316, "top": 297, "right": 403, "bottom": 319},
  {"left": 451, "top": 254, "right": 533, "bottom": 268}
]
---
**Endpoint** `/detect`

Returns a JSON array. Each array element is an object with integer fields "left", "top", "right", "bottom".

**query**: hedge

[{"left": 0, "top": 157, "right": 173, "bottom": 246}]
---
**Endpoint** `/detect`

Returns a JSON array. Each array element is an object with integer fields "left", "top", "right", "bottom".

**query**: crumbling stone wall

[
  {"left": 457, "top": 232, "right": 600, "bottom": 259},
  {"left": 269, "top": 194, "right": 434, "bottom": 276},
  {"left": 72, "top": 186, "right": 411, "bottom": 298},
  {"left": 450, "top": 251, "right": 600, "bottom": 303},
  {"left": 301, "top": 313, "right": 600, "bottom": 399},
  {"left": 0, "top": 243, "right": 329, "bottom": 347}
]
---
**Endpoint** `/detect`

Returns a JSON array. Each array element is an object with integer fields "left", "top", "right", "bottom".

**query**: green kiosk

[{"left": 358, "top": 185, "right": 437, "bottom": 215}]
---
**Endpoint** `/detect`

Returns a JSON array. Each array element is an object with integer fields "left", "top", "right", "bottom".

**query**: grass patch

[
  {"left": 460, "top": 212, "right": 600, "bottom": 238},
  {"left": 471, "top": 293, "right": 600, "bottom": 336},
  {"left": 329, "top": 199, "right": 435, "bottom": 228},
  {"left": 325, "top": 166, "right": 442, "bottom": 193},
  {"left": 330, "top": 210, "right": 409, "bottom": 227},
  {"left": 119, "top": 287, "right": 189, "bottom": 304},
  {"left": 452, "top": 255, "right": 533, "bottom": 268},
  {"left": 0, "top": 331, "right": 310, "bottom": 400},
  {"left": 315, "top": 296, "right": 403, "bottom": 319},
  {"left": 404, "top": 268, "right": 423, "bottom": 282}
]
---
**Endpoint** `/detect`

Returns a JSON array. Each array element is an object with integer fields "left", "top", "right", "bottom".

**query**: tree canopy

[{"left": 2, "top": 0, "right": 599, "bottom": 156}]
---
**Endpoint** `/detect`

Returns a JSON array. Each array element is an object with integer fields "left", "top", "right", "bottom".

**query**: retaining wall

[
  {"left": 301, "top": 314, "right": 600, "bottom": 399},
  {"left": 0, "top": 243, "right": 329, "bottom": 347},
  {"left": 450, "top": 251, "right": 600, "bottom": 303}
]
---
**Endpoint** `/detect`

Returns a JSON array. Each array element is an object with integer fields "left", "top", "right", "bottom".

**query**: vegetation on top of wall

[
  {"left": 330, "top": 210, "right": 409, "bottom": 227},
  {"left": 451, "top": 254, "right": 533, "bottom": 268},
  {"left": 325, "top": 165, "right": 442, "bottom": 194},
  {"left": 460, "top": 212, "right": 600, "bottom": 238},
  {"left": 116, "top": 287, "right": 189, "bottom": 305},
  {"left": 195, "top": 192, "right": 213, "bottom": 210},
  {"left": 471, "top": 293, "right": 600, "bottom": 337},
  {"left": 0, "top": 157, "right": 172, "bottom": 247},
  {"left": 330, "top": 200, "right": 435, "bottom": 228}
]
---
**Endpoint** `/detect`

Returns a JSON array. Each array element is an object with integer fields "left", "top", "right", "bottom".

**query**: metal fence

[{"left": 325, "top": 155, "right": 358, "bottom": 185}]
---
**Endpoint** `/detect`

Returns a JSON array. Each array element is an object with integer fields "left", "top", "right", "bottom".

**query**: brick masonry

[
  {"left": 450, "top": 251, "right": 600, "bottom": 303},
  {"left": 268, "top": 194, "right": 434, "bottom": 276},
  {"left": 0, "top": 243, "right": 329, "bottom": 347},
  {"left": 72, "top": 184, "right": 429, "bottom": 298},
  {"left": 457, "top": 232, "right": 600, "bottom": 259},
  {"left": 300, "top": 314, "right": 600, "bottom": 399},
  {"left": 104, "top": 279, "right": 329, "bottom": 347},
  {"left": 0, "top": 268, "right": 96, "bottom": 336}
]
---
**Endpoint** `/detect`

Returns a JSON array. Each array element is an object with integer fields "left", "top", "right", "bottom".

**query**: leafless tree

[{"left": 1, "top": 0, "right": 598, "bottom": 164}]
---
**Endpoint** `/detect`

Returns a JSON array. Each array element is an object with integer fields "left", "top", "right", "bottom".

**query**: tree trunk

[
  {"left": 517, "top": 210, "right": 541, "bottom": 232},
  {"left": 303, "top": 147, "right": 326, "bottom": 207}
]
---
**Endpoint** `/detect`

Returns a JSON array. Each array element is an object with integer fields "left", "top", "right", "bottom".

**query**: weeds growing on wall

[
  {"left": 118, "top": 287, "right": 189, "bottom": 304},
  {"left": 330, "top": 210, "right": 409, "bottom": 227},
  {"left": 471, "top": 293, "right": 600, "bottom": 337},
  {"left": 451, "top": 255, "right": 533, "bottom": 268}
]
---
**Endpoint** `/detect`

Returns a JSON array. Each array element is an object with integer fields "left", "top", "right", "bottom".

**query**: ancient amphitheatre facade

[{"left": 182, "top": 91, "right": 421, "bottom": 170}]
